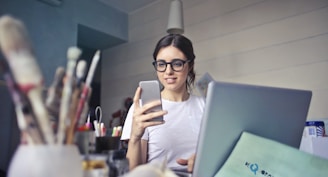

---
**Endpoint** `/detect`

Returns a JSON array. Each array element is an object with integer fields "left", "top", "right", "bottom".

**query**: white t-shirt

[{"left": 121, "top": 95, "right": 205, "bottom": 170}]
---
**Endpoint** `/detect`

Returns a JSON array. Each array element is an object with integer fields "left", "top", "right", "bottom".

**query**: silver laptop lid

[{"left": 193, "top": 81, "right": 312, "bottom": 177}]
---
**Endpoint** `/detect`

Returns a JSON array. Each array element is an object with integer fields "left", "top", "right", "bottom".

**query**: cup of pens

[{"left": 95, "top": 125, "right": 122, "bottom": 153}]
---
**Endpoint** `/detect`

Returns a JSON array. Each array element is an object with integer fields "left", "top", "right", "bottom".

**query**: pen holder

[
  {"left": 7, "top": 145, "right": 83, "bottom": 177},
  {"left": 95, "top": 136, "right": 121, "bottom": 153}
]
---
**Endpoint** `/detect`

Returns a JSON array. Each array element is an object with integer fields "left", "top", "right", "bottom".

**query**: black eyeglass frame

[{"left": 152, "top": 59, "right": 191, "bottom": 72}]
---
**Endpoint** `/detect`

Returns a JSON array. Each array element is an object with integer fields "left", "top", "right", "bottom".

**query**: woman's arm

[
  {"left": 125, "top": 87, "right": 167, "bottom": 170},
  {"left": 126, "top": 138, "right": 148, "bottom": 170}
]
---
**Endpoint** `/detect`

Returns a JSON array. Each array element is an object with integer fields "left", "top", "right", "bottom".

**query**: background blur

[{"left": 1, "top": 0, "right": 327, "bottom": 173}]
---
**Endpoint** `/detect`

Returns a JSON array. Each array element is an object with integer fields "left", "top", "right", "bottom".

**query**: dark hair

[{"left": 153, "top": 34, "right": 196, "bottom": 92}]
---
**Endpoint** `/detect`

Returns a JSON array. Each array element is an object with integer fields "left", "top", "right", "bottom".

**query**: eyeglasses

[{"left": 152, "top": 59, "right": 190, "bottom": 72}]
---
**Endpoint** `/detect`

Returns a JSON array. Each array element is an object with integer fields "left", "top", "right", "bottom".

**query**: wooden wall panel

[{"left": 101, "top": 0, "right": 328, "bottom": 121}]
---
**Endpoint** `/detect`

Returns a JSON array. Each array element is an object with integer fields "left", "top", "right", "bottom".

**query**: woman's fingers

[
  {"left": 134, "top": 109, "right": 166, "bottom": 124},
  {"left": 130, "top": 87, "right": 166, "bottom": 139},
  {"left": 176, "top": 158, "right": 188, "bottom": 165},
  {"left": 133, "top": 87, "right": 141, "bottom": 108},
  {"left": 134, "top": 87, "right": 166, "bottom": 120},
  {"left": 135, "top": 100, "right": 163, "bottom": 114},
  {"left": 176, "top": 154, "right": 196, "bottom": 172}
]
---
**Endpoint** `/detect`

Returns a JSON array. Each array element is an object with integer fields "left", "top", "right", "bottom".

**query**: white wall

[{"left": 101, "top": 0, "right": 328, "bottom": 126}]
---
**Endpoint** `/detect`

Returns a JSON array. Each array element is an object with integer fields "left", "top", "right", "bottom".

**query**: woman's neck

[{"left": 161, "top": 88, "right": 189, "bottom": 102}]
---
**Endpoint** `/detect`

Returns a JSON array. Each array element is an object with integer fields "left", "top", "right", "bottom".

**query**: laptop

[{"left": 191, "top": 81, "right": 312, "bottom": 177}]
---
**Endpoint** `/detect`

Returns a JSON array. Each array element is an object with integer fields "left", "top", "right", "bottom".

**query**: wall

[
  {"left": 101, "top": 0, "right": 328, "bottom": 125},
  {"left": 0, "top": 0, "right": 128, "bottom": 85},
  {"left": 0, "top": 0, "right": 127, "bottom": 172}
]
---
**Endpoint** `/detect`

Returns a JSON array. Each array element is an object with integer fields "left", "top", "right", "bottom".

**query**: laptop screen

[{"left": 193, "top": 81, "right": 312, "bottom": 177}]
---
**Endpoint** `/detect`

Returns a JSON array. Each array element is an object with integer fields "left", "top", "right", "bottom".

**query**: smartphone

[{"left": 139, "top": 80, "right": 163, "bottom": 122}]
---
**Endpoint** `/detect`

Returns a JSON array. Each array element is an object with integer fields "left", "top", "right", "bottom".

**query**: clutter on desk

[
  {"left": 300, "top": 120, "right": 328, "bottom": 160},
  {"left": 0, "top": 15, "right": 129, "bottom": 177},
  {"left": 82, "top": 154, "right": 109, "bottom": 177},
  {"left": 112, "top": 126, "right": 123, "bottom": 137},
  {"left": 123, "top": 160, "right": 178, "bottom": 177},
  {"left": 195, "top": 72, "right": 214, "bottom": 98},
  {"left": 93, "top": 106, "right": 107, "bottom": 137}
]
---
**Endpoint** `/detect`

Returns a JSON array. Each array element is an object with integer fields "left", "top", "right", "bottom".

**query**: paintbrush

[
  {"left": 70, "top": 60, "right": 87, "bottom": 122},
  {"left": 57, "top": 46, "right": 81, "bottom": 144},
  {"left": 3, "top": 63, "right": 45, "bottom": 144},
  {"left": 65, "top": 59, "right": 87, "bottom": 144},
  {"left": 0, "top": 15, "right": 55, "bottom": 144},
  {"left": 75, "top": 60, "right": 87, "bottom": 86},
  {"left": 0, "top": 60, "right": 45, "bottom": 144},
  {"left": 46, "top": 66, "right": 65, "bottom": 131},
  {"left": 70, "top": 60, "right": 87, "bottom": 120},
  {"left": 74, "top": 50, "right": 100, "bottom": 131}
]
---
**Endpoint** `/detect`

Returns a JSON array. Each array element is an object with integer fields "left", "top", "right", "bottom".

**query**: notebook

[{"left": 192, "top": 81, "right": 312, "bottom": 177}]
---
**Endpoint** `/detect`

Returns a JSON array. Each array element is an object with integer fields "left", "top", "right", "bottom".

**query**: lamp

[{"left": 167, "top": 0, "right": 184, "bottom": 34}]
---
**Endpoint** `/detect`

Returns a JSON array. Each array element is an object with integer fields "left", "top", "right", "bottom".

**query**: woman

[{"left": 121, "top": 34, "right": 205, "bottom": 172}]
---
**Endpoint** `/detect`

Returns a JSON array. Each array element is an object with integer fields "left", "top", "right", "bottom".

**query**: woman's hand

[
  {"left": 130, "top": 87, "right": 167, "bottom": 141},
  {"left": 176, "top": 154, "right": 196, "bottom": 173}
]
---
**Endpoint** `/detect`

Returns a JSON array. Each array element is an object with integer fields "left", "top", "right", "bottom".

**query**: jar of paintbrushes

[{"left": 0, "top": 15, "right": 101, "bottom": 177}]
